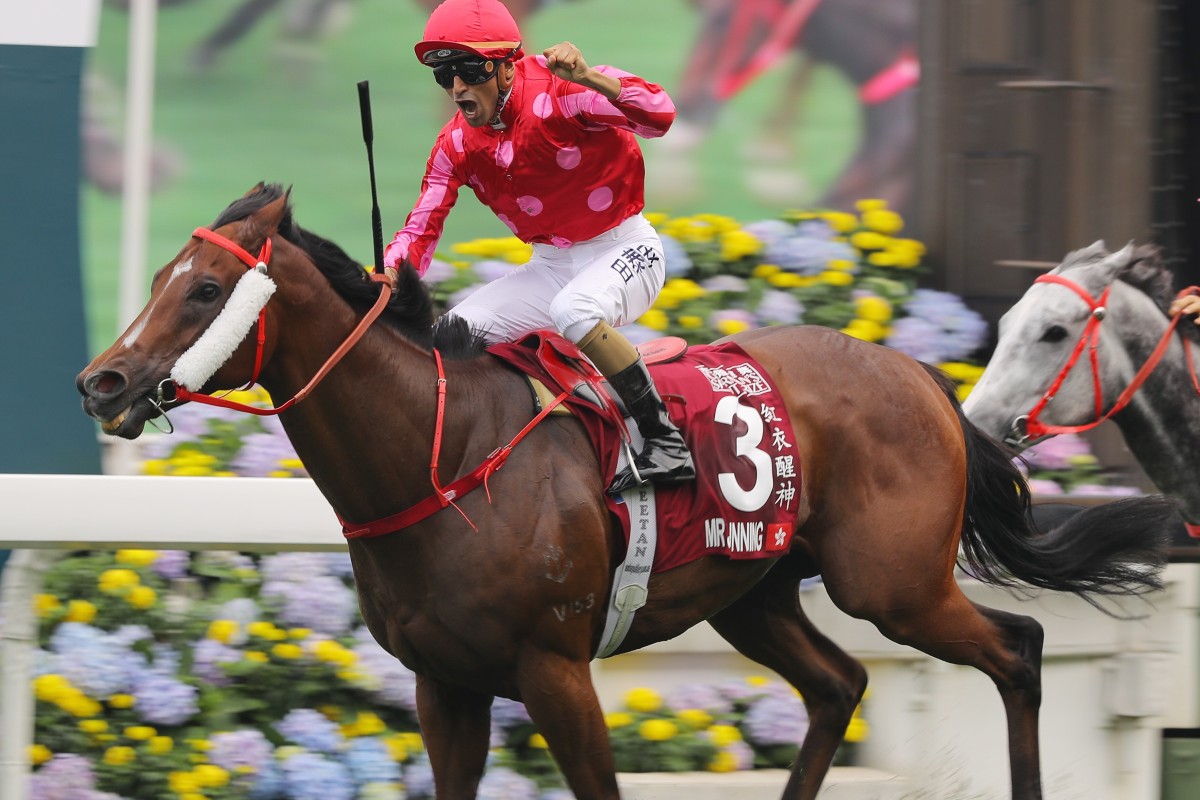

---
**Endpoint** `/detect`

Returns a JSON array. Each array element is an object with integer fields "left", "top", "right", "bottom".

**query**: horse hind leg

[
  {"left": 848, "top": 585, "right": 1045, "bottom": 800},
  {"left": 707, "top": 559, "right": 868, "bottom": 800}
]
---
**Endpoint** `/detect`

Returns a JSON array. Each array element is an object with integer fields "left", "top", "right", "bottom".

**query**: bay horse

[
  {"left": 77, "top": 185, "right": 1174, "bottom": 800},
  {"left": 964, "top": 241, "right": 1200, "bottom": 538}
]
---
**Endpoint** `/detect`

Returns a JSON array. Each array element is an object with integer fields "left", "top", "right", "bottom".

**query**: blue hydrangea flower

[
  {"left": 403, "top": 753, "right": 435, "bottom": 799},
  {"left": 276, "top": 709, "right": 342, "bottom": 753},
  {"left": 133, "top": 670, "right": 199, "bottom": 726},
  {"left": 478, "top": 766, "right": 538, "bottom": 800},
  {"left": 28, "top": 753, "right": 95, "bottom": 800},
  {"left": 342, "top": 737, "right": 401, "bottom": 786},
  {"left": 151, "top": 550, "right": 190, "bottom": 580},
  {"left": 742, "top": 683, "right": 809, "bottom": 746},
  {"left": 660, "top": 234, "right": 693, "bottom": 277},
  {"left": 280, "top": 752, "right": 354, "bottom": 800},
  {"left": 261, "top": 575, "right": 356, "bottom": 636},
  {"left": 350, "top": 627, "right": 417, "bottom": 711}
]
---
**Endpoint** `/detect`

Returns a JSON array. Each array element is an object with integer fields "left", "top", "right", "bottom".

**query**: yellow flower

[
  {"left": 318, "top": 705, "right": 344, "bottom": 721},
  {"left": 103, "top": 746, "right": 136, "bottom": 766},
  {"left": 115, "top": 549, "right": 158, "bottom": 567},
  {"left": 855, "top": 296, "right": 893, "bottom": 324},
  {"left": 179, "top": 794, "right": 208, "bottom": 800},
  {"left": 845, "top": 715, "right": 870, "bottom": 743},
  {"left": 34, "top": 594, "right": 61, "bottom": 617},
  {"left": 186, "top": 738, "right": 212, "bottom": 751},
  {"left": 752, "top": 263, "right": 781, "bottom": 278},
  {"left": 169, "top": 771, "right": 201, "bottom": 794},
  {"left": 311, "top": 639, "right": 357, "bottom": 667},
  {"left": 528, "top": 733, "right": 549, "bottom": 749},
  {"left": 244, "top": 651, "right": 268, "bottom": 663},
  {"left": 719, "top": 229, "right": 762, "bottom": 261},
  {"left": 821, "top": 211, "right": 859, "bottom": 233},
  {"left": 955, "top": 383, "right": 975, "bottom": 403},
  {"left": 267, "top": 470, "right": 293, "bottom": 479},
  {"left": 33, "top": 674, "right": 70, "bottom": 703},
  {"left": 385, "top": 734, "right": 410, "bottom": 762},
  {"left": 149, "top": 736, "right": 174, "bottom": 755},
  {"left": 708, "top": 724, "right": 743, "bottom": 747},
  {"left": 644, "top": 211, "right": 669, "bottom": 227},
  {"left": 818, "top": 270, "right": 854, "bottom": 287},
  {"left": 124, "top": 725, "right": 157, "bottom": 741},
  {"left": 108, "top": 694, "right": 136, "bottom": 709},
  {"left": 708, "top": 749, "right": 738, "bottom": 773},
  {"left": 937, "top": 362, "right": 986, "bottom": 383},
  {"left": 288, "top": 628, "right": 312, "bottom": 640},
  {"left": 862, "top": 208, "right": 904, "bottom": 235},
  {"left": 677, "top": 315, "right": 703, "bottom": 329},
  {"left": 664, "top": 277, "right": 706, "bottom": 301},
  {"left": 60, "top": 692, "right": 102, "bottom": 718},
  {"left": 849, "top": 231, "right": 889, "bottom": 251},
  {"left": 206, "top": 620, "right": 239, "bottom": 644},
  {"left": 605, "top": 711, "right": 635, "bottom": 729},
  {"left": 841, "top": 319, "right": 887, "bottom": 343},
  {"left": 278, "top": 458, "right": 305, "bottom": 470},
  {"left": 194, "top": 763, "right": 231, "bottom": 788},
  {"left": 867, "top": 251, "right": 898, "bottom": 267},
  {"left": 767, "top": 272, "right": 806, "bottom": 289},
  {"left": 79, "top": 719, "right": 108, "bottom": 734},
  {"left": 98, "top": 568, "right": 140, "bottom": 594},
  {"left": 343, "top": 711, "right": 385, "bottom": 737},
  {"left": 746, "top": 676, "right": 771, "bottom": 688},
  {"left": 638, "top": 309, "right": 669, "bottom": 332},
  {"left": 715, "top": 318, "right": 751, "bottom": 337},
  {"left": 247, "top": 621, "right": 278, "bottom": 639},
  {"left": 827, "top": 258, "right": 856, "bottom": 272},
  {"left": 623, "top": 687, "right": 663, "bottom": 714},
  {"left": 272, "top": 643, "right": 304, "bottom": 660},
  {"left": 29, "top": 744, "right": 52, "bottom": 765},
  {"left": 676, "top": 708, "right": 713, "bottom": 730},
  {"left": 126, "top": 585, "right": 157, "bottom": 610},
  {"left": 638, "top": 719, "right": 678, "bottom": 742},
  {"left": 142, "top": 459, "right": 169, "bottom": 476},
  {"left": 65, "top": 599, "right": 98, "bottom": 623}
]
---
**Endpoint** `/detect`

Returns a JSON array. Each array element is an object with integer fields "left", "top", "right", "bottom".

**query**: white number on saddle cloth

[{"left": 714, "top": 395, "right": 773, "bottom": 512}]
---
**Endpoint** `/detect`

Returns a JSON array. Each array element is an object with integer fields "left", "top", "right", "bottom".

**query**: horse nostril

[{"left": 84, "top": 370, "right": 127, "bottom": 400}]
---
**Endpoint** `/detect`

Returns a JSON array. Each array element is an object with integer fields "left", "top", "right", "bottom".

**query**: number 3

[{"left": 713, "top": 395, "right": 773, "bottom": 512}]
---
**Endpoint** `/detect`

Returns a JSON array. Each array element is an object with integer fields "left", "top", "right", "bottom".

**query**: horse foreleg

[
  {"left": 415, "top": 673, "right": 493, "bottom": 800},
  {"left": 517, "top": 655, "right": 621, "bottom": 800},
  {"left": 708, "top": 560, "right": 867, "bottom": 800}
]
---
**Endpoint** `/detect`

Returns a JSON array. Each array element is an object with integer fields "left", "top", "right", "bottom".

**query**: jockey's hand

[
  {"left": 382, "top": 235, "right": 405, "bottom": 270},
  {"left": 543, "top": 42, "right": 590, "bottom": 82},
  {"left": 543, "top": 42, "right": 621, "bottom": 100},
  {"left": 1170, "top": 294, "right": 1200, "bottom": 325}
]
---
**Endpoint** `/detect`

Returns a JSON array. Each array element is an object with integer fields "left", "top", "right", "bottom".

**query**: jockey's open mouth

[{"left": 455, "top": 97, "right": 480, "bottom": 122}]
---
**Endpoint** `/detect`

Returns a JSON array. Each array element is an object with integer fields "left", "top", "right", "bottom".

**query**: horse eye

[
  {"left": 194, "top": 282, "right": 222, "bottom": 302},
  {"left": 1041, "top": 325, "right": 1068, "bottom": 343}
]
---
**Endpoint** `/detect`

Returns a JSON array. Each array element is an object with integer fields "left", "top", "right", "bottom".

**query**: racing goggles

[{"left": 431, "top": 57, "right": 499, "bottom": 89}]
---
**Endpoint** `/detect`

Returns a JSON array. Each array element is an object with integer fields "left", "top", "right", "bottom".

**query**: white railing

[{"left": 2, "top": 473, "right": 1197, "bottom": 800}]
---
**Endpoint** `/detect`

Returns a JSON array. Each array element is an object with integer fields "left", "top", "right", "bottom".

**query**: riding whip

[{"left": 356, "top": 80, "right": 385, "bottom": 273}]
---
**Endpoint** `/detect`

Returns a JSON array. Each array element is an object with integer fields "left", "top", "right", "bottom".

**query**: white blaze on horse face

[{"left": 122, "top": 257, "right": 194, "bottom": 348}]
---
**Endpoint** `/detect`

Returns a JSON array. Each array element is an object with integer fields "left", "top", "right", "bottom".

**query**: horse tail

[{"left": 921, "top": 364, "right": 1174, "bottom": 602}]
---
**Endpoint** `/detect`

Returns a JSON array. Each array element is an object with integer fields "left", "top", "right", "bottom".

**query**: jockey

[
  {"left": 1170, "top": 293, "right": 1200, "bottom": 324},
  {"left": 384, "top": 0, "right": 694, "bottom": 494}
]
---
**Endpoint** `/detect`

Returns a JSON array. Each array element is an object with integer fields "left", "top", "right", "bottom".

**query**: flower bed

[{"left": 25, "top": 548, "right": 868, "bottom": 799}]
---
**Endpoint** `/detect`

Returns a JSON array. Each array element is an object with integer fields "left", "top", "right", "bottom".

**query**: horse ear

[
  {"left": 247, "top": 187, "right": 292, "bottom": 234},
  {"left": 243, "top": 181, "right": 267, "bottom": 198},
  {"left": 1054, "top": 240, "right": 1108, "bottom": 273}
]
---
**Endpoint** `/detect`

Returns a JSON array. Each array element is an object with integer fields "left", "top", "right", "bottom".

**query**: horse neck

[
  {"left": 1104, "top": 285, "right": 1200, "bottom": 519},
  {"left": 253, "top": 257, "right": 495, "bottom": 525}
]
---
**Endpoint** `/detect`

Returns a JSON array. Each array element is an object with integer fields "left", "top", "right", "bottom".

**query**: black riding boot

[{"left": 607, "top": 358, "right": 696, "bottom": 494}]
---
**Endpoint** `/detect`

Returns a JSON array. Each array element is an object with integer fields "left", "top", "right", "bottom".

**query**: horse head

[
  {"left": 77, "top": 183, "right": 294, "bottom": 438},
  {"left": 963, "top": 241, "right": 1171, "bottom": 446}
]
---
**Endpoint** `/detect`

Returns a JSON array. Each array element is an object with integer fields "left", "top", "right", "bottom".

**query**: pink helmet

[{"left": 414, "top": 0, "right": 524, "bottom": 63}]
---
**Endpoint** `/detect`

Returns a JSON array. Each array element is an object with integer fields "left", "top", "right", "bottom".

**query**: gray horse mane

[{"left": 1063, "top": 242, "right": 1196, "bottom": 341}]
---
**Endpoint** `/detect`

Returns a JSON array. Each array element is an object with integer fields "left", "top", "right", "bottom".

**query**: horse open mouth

[{"left": 90, "top": 395, "right": 161, "bottom": 439}]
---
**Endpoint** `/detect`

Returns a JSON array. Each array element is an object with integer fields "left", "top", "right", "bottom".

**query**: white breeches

[{"left": 445, "top": 214, "right": 666, "bottom": 344}]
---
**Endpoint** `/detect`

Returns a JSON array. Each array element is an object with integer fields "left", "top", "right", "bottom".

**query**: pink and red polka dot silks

[{"left": 384, "top": 56, "right": 676, "bottom": 275}]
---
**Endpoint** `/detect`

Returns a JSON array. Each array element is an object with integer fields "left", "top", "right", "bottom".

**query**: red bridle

[
  {"left": 162, "top": 227, "right": 394, "bottom": 416},
  {"left": 1014, "top": 274, "right": 1200, "bottom": 442}
]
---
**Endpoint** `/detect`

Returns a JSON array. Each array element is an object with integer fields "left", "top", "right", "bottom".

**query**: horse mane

[
  {"left": 211, "top": 183, "right": 490, "bottom": 358},
  {"left": 1116, "top": 245, "right": 1200, "bottom": 343}
]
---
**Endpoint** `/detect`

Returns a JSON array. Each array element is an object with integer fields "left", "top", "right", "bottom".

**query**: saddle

[{"left": 516, "top": 332, "right": 688, "bottom": 428}]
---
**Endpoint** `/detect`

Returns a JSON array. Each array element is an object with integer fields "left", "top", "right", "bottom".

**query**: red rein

[
  {"left": 1020, "top": 276, "right": 1200, "bottom": 440},
  {"left": 166, "top": 227, "right": 570, "bottom": 534}
]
